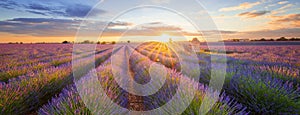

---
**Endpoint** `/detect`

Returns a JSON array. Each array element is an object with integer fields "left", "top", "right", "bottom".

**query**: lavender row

[
  {"left": 199, "top": 45, "right": 300, "bottom": 66},
  {"left": 135, "top": 42, "right": 178, "bottom": 58},
  {"left": 39, "top": 46, "right": 247, "bottom": 114},
  {"left": 224, "top": 65, "right": 300, "bottom": 114},
  {"left": 0, "top": 45, "right": 113, "bottom": 82},
  {"left": 128, "top": 46, "right": 248, "bottom": 114},
  {"left": 0, "top": 46, "right": 115, "bottom": 114},
  {"left": 39, "top": 47, "right": 129, "bottom": 114},
  {"left": 198, "top": 53, "right": 300, "bottom": 114},
  {"left": 134, "top": 43, "right": 181, "bottom": 70},
  {"left": 39, "top": 68, "right": 128, "bottom": 114},
  {"left": 0, "top": 44, "right": 73, "bottom": 70},
  {"left": 0, "top": 44, "right": 112, "bottom": 70},
  {"left": 198, "top": 52, "right": 300, "bottom": 84},
  {"left": 135, "top": 42, "right": 300, "bottom": 114}
]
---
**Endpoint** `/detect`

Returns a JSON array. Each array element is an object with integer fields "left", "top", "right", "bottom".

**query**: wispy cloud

[
  {"left": 151, "top": 0, "right": 170, "bottom": 4},
  {"left": 0, "top": 1, "right": 106, "bottom": 18},
  {"left": 268, "top": 3, "right": 277, "bottom": 7},
  {"left": 278, "top": 3, "right": 293, "bottom": 11},
  {"left": 103, "top": 22, "right": 201, "bottom": 37},
  {"left": 269, "top": 13, "right": 300, "bottom": 28},
  {"left": 141, "top": 23, "right": 182, "bottom": 32},
  {"left": 108, "top": 21, "right": 133, "bottom": 28},
  {"left": 238, "top": 10, "right": 270, "bottom": 18},
  {"left": 64, "top": 4, "right": 106, "bottom": 17},
  {"left": 278, "top": 1, "right": 288, "bottom": 5},
  {"left": 0, "top": 18, "right": 133, "bottom": 37},
  {"left": 26, "top": 3, "right": 52, "bottom": 11},
  {"left": 219, "top": 1, "right": 261, "bottom": 12},
  {"left": 0, "top": 0, "right": 20, "bottom": 10},
  {"left": 239, "top": 28, "right": 300, "bottom": 39},
  {"left": 0, "top": 18, "right": 81, "bottom": 37},
  {"left": 202, "top": 30, "right": 238, "bottom": 35},
  {"left": 271, "top": 3, "right": 294, "bottom": 15},
  {"left": 0, "top": 18, "right": 200, "bottom": 37},
  {"left": 206, "top": 28, "right": 300, "bottom": 39}
]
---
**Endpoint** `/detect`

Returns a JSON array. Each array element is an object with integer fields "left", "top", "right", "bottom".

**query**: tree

[
  {"left": 81, "top": 40, "right": 95, "bottom": 44},
  {"left": 111, "top": 41, "right": 116, "bottom": 44},
  {"left": 290, "top": 38, "right": 300, "bottom": 41},
  {"left": 260, "top": 38, "right": 266, "bottom": 41},
  {"left": 62, "top": 41, "right": 69, "bottom": 44},
  {"left": 277, "top": 37, "right": 288, "bottom": 41},
  {"left": 127, "top": 40, "right": 130, "bottom": 43},
  {"left": 191, "top": 38, "right": 200, "bottom": 44},
  {"left": 101, "top": 41, "right": 106, "bottom": 44}
]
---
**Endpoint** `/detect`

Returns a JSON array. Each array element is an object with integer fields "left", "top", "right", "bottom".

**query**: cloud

[
  {"left": 147, "top": 22, "right": 163, "bottom": 25},
  {"left": 142, "top": 25, "right": 182, "bottom": 32},
  {"left": 271, "top": 14, "right": 300, "bottom": 22},
  {"left": 278, "top": 1, "right": 288, "bottom": 5},
  {"left": 278, "top": 3, "right": 293, "bottom": 11},
  {"left": 219, "top": 2, "right": 261, "bottom": 12},
  {"left": 180, "top": 31, "right": 202, "bottom": 36},
  {"left": 26, "top": 3, "right": 52, "bottom": 11},
  {"left": 0, "top": 1, "right": 106, "bottom": 18},
  {"left": 201, "top": 30, "right": 238, "bottom": 35},
  {"left": 140, "top": 22, "right": 181, "bottom": 31},
  {"left": 268, "top": 3, "right": 277, "bottom": 7},
  {"left": 151, "top": 0, "right": 170, "bottom": 4},
  {"left": 238, "top": 10, "right": 270, "bottom": 18},
  {"left": 269, "top": 14, "right": 300, "bottom": 28},
  {"left": 271, "top": 4, "right": 294, "bottom": 15},
  {"left": 139, "top": 22, "right": 202, "bottom": 36},
  {"left": 108, "top": 21, "right": 133, "bottom": 27},
  {"left": 109, "top": 28, "right": 201, "bottom": 37},
  {"left": 7, "top": 18, "right": 79, "bottom": 23},
  {"left": 103, "top": 22, "right": 201, "bottom": 37},
  {"left": 26, "top": 10, "right": 47, "bottom": 16},
  {"left": 204, "top": 28, "right": 300, "bottom": 40},
  {"left": 0, "top": 19, "right": 201, "bottom": 37},
  {"left": 0, "top": 17, "right": 298, "bottom": 41},
  {"left": 0, "top": 18, "right": 129, "bottom": 37},
  {"left": 0, "top": 0, "right": 20, "bottom": 10},
  {"left": 239, "top": 28, "right": 300, "bottom": 39},
  {"left": 0, "top": 18, "right": 82, "bottom": 37},
  {"left": 64, "top": 4, "right": 106, "bottom": 17}
]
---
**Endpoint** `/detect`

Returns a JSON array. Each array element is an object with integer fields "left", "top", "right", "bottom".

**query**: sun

[{"left": 159, "top": 34, "right": 171, "bottom": 42}]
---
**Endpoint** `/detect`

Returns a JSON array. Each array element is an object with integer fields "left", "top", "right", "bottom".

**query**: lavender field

[{"left": 0, "top": 42, "right": 299, "bottom": 115}]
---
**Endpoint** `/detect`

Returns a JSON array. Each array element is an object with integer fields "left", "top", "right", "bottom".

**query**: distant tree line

[
  {"left": 8, "top": 42, "right": 23, "bottom": 44},
  {"left": 62, "top": 40, "right": 131, "bottom": 44},
  {"left": 252, "top": 37, "right": 300, "bottom": 41},
  {"left": 7, "top": 40, "right": 132, "bottom": 44}
]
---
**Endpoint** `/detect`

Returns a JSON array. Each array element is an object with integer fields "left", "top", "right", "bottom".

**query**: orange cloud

[
  {"left": 269, "top": 13, "right": 300, "bottom": 28},
  {"left": 239, "top": 11, "right": 270, "bottom": 18},
  {"left": 278, "top": 1, "right": 288, "bottom": 5},
  {"left": 219, "top": 2, "right": 261, "bottom": 12},
  {"left": 278, "top": 4, "right": 293, "bottom": 11},
  {"left": 208, "top": 28, "right": 299, "bottom": 40},
  {"left": 272, "top": 4, "right": 294, "bottom": 15}
]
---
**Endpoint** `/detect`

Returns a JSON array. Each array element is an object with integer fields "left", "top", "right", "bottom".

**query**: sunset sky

[{"left": 0, "top": 0, "right": 299, "bottom": 43}]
